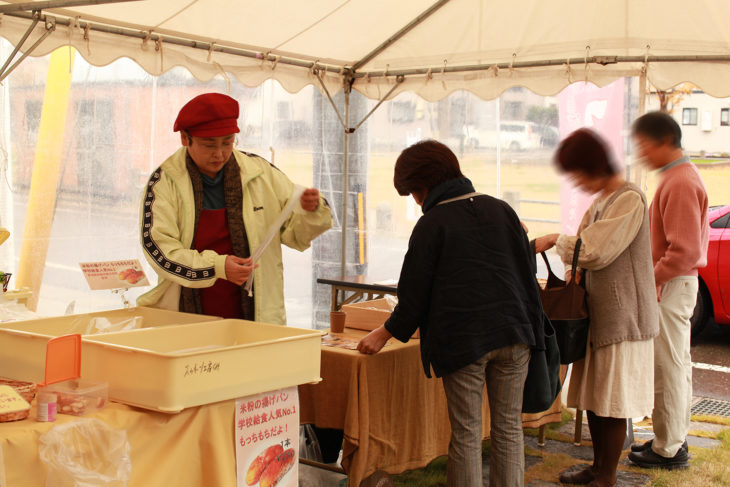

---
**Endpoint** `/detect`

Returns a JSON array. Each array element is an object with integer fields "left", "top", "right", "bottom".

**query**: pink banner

[{"left": 557, "top": 80, "right": 625, "bottom": 234}]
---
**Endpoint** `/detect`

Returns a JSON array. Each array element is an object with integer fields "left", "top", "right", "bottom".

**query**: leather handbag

[
  {"left": 522, "top": 312, "right": 561, "bottom": 413},
  {"left": 539, "top": 239, "right": 590, "bottom": 364}
]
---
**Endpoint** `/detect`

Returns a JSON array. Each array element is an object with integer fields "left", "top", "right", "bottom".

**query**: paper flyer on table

[{"left": 235, "top": 387, "right": 299, "bottom": 487}]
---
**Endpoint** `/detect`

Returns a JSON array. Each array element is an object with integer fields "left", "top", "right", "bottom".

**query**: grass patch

[
  {"left": 391, "top": 455, "right": 448, "bottom": 487},
  {"left": 691, "top": 415, "right": 730, "bottom": 427},
  {"left": 691, "top": 159, "right": 728, "bottom": 164},
  {"left": 641, "top": 429, "right": 730, "bottom": 487},
  {"left": 688, "top": 429, "right": 721, "bottom": 440},
  {"left": 388, "top": 413, "right": 730, "bottom": 487}
]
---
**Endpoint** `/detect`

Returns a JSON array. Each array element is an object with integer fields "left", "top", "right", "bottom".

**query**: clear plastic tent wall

[{"left": 1, "top": 0, "right": 730, "bottom": 325}]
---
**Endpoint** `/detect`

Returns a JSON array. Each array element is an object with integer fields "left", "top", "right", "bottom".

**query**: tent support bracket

[
  {"left": 314, "top": 68, "right": 347, "bottom": 131},
  {"left": 351, "top": 75, "right": 405, "bottom": 132},
  {"left": 0, "top": 12, "right": 52, "bottom": 82}
]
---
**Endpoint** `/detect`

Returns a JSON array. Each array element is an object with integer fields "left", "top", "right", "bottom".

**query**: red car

[{"left": 691, "top": 204, "right": 730, "bottom": 337}]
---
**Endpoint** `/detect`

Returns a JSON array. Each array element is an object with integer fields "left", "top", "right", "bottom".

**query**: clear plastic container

[{"left": 40, "top": 379, "right": 108, "bottom": 416}]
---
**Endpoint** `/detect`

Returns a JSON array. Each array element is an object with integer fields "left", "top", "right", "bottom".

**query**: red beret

[{"left": 173, "top": 93, "right": 240, "bottom": 137}]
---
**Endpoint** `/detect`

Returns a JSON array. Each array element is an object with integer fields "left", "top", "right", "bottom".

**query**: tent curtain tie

[
  {"left": 214, "top": 62, "right": 231, "bottom": 93},
  {"left": 425, "top": 67, "right": 432, "bottom": 84},
  {"left": 271, "top": 55, "right": 279, "bottom": 71},
  {"left": 489, "top": 64, "right": 499, "bottom": 77},
  {"left": 207, "top": 42, "right": 215, "bottom": 62},
  {"left": 260, "top": 51, "right": 271, "bottom": 68},
  {"left": 643, "top": 44, "right": 650, "bottom": 75},
  {"left": 155, "top": 36, "right": 164, "bottom": 72},
  {"left": 584, "top": 45, "right": 590, "bottom": 82},
  {"left": 310, "top": 60, "right": 321, "bottom": 78},
  {"left": 83, "top": 23, "right": 91, "bottom": 55},
  {"left": 141, "top": 31, "right": 151, "bottom": 51},
  {"left": 565, "top": 58, "right": 573, "bottom": 83},
  {"left": 441, "top": 60, "right": 447, "bottom": 90},
  {"left": 68, "top": 16, "right": 79, "bottom": 43}
]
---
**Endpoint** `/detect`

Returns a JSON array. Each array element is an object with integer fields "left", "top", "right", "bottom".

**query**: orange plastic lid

[{"left": 40, "top": 334, "right": 81, "bottom": 386}]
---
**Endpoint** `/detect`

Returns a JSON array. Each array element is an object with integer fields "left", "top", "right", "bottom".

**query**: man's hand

[
  {"left": 534, "top": 233, "right": 560, "bottom": 253},
  {"left": 300, "top": 188, "right": 320, "bottom": 212},
  {"left": 356, "top": 325, "right": 393, "bottom": 355},
  {"left": 225, "top": 255, "right": 257, "bottom": 285},
  {"left": 656, "top": 284, "right": 663, "bottom": 302}
]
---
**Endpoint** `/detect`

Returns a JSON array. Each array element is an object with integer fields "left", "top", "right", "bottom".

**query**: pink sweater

[{"left": 649, "top": 162, "right": 709, "bottom": 286}]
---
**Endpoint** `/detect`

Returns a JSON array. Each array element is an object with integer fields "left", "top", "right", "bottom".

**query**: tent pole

[
  {"left": 341, "top": 83, "right": 351, "bottom": 276},
  {"left": 634, "top": 71, "right": 648, "bottom": 189}
]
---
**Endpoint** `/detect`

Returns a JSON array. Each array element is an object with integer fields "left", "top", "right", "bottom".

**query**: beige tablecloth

[{"left": 1, "top": 399, "right": 238, "bottom": 486}]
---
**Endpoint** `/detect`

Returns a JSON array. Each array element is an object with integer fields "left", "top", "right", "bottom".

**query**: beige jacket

[{"left": 137, "top": 147, "right": 332, "bottom": 325}]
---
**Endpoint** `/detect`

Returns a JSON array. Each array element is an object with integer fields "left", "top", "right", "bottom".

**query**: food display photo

[{"left": 245, "top": 443, "right": 296, "bottom": 487}]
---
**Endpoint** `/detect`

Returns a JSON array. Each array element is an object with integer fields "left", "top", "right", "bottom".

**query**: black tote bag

[
  {"left": 522, "top": 312, "right": 561, "bottom": 413},
  {"left": 539, "top": 239, "right": 590, "bottom": 364}
]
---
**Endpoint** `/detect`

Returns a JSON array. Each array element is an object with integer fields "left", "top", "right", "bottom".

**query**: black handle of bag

[{"left": 540, "top": 238, "right": 582, "bottom": 283}]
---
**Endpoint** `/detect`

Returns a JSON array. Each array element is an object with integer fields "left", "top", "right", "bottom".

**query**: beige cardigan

[{"left": 555, "top": 182, "right": 659, "bottom": 348}]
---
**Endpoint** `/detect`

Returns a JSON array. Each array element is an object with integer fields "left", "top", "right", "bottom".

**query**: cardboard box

[
  {"left": 341, "top": 298, "right": 419, "bottom": 338},
  {"left": 0, "top": 307, "right": 221, "bottom": 384},
  {"left": 82, "top": 319, "right": 323, "bottom": 412}
]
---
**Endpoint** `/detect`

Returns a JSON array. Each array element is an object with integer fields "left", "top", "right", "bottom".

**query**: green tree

[{"left": 526, "top": 105, "right": 558, "bottom": 126}]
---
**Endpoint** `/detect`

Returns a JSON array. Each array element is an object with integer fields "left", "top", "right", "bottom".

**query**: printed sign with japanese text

[
  {"left": 79, "top": 259, "right": 149, "bottom": 290},
  {"left": 235, "top": 387, "right": 299, "bottom": 487}
]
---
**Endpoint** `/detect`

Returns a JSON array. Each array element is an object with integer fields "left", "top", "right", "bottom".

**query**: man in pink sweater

[{"left": 628, "top": 111, "right": 709, "bottom": 470}]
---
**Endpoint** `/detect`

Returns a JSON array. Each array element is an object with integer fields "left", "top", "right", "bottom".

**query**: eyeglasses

[{"left": 192, "top": 137, "right": 238, "bottom": 154}]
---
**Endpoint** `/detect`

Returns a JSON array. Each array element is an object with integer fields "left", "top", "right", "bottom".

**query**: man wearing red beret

[{"left": 138, "top": 93, "right": 332, "bottom": 325}]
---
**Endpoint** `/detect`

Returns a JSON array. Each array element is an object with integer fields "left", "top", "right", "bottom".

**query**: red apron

[{"left": 193, "top": 208, "right": 244, "bottom": 319}]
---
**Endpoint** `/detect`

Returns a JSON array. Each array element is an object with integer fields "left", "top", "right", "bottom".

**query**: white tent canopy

[{"left": 2, "top": 0, "right": 730, "bottom": 102}]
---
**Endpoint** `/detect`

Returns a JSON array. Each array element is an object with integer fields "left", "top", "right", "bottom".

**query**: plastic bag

[
  {"left": 39, "top": 418, "right": 132, "bottom": 487},
  {"left": 298, "top": 424, "right": 323, "bottom": 463},
  {"left": 84, "top": 316, "right": 143, "bottom": 335}
]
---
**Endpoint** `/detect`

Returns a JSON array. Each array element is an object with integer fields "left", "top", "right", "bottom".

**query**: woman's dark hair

[
  {"left": 393, "top": 140, "right": 464, "bottom": 195},
  {"left": 631, "top": 111, "right": 682, "bottom": 148},
  {"left": 554, "top": 128, "right": 618, "bottom": 178}
]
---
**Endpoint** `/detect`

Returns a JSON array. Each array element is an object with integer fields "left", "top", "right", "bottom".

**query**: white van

[{"left": 464, "top": 121, "right": 543, "bottom": 151}]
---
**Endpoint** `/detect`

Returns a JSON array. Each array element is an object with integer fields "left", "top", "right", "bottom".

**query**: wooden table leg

[
  {"left": 331, "top": 286, "right": 339, "bottom": 311},
  {"left": 537, "top": 424, "right": 546, "bottom": 447},
  {"left": 574, "top": 409, "right": 583, "bottom": 446}
]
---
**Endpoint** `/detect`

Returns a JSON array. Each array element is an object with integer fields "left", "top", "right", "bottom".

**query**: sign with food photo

[
  {"left": 235, "top": 387, "right": 299, "bottom": 487},
  {"left": 79, "top": 259, "right": 150, "bottom": 290}
]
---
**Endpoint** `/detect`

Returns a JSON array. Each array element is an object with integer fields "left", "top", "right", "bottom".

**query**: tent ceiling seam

[
  {"left": 351, "top": 0, "right": 451, "bottom": 72},
  {"left": 153, "top": 0, "right": 199, "bottom": 31},
  {"left": 272, "top": 0, "right": 351, "bottom": 52}
]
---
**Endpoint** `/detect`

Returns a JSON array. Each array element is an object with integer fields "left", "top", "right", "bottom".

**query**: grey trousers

[{"left": 442, "top": 343, "right": 530, "bottom": 487}]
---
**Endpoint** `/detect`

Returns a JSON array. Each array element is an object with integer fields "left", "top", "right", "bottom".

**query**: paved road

[{"left": 691, "top": 319, "right": 730, "bottom": 401}]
